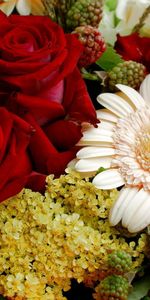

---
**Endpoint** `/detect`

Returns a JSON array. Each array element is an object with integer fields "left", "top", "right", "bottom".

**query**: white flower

[
  {"left": 74, "top": 74, "right": 150, "bottom": 233},
  {"left": 99, "top": 0, "right": 150, "bottom": 45},
  {"left": 0, "top": 0, "right": 44, "bottom": 16},
  {"left": 116, "top": 0, "right": 150, "bottom": 35},
  {"left": 98, "top": 9, "right": 117, "bottom": 45}
]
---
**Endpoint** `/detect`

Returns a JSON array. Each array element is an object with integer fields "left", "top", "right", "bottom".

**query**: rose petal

[{"left": 44, "top": 119, "right": 82, "bottom": 150}]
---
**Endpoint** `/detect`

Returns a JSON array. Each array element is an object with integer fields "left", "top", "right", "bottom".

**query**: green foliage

[
  {"left": 96, "top": 46, "right": 123, "bottom": 71},
  {"left": 105, "top": 0, "right": 118, "bottom": 11},
  {"left": 128, "top": 275, "right": 150, "bottom": 300}
]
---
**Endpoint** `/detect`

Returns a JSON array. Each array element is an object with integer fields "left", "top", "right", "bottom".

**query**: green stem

[{"left": 81, "top": 72, "right": 100, "bottom": 81}]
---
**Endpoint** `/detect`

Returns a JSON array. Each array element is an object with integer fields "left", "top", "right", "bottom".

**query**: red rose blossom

[
  {"left": 0, "top": 107, "right": 32, "bottom": 202},
  {"left": 115, "top": 33, "right": 150, "bottom": 72},
  {"left": 0, "top": 12, "right": 98, "bottom": 197}
]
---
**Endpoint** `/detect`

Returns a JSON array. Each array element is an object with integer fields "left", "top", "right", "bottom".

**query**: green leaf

[
  {"left": 105, "top": 0, "right": 118, "bottom": 11},
  {"left": 96, "top": 46, "right": 124, "bottom": 71},
  {"left": 0, "top": 296, "right": 7, "bottom": 300},
  {"left": 128, "top": 275, "right": 150, "bottom": 300}
]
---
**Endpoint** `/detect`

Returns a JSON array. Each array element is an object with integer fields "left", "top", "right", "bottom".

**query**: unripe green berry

[
  {"left": 108, "top": 250, "right": 132, "bottom": 274},
  {"left": 94, "top": 275, "right": 130, "bottom": 300},
  {"left": 108, "top": 60, "right": 146, "bottom": 91},
  {"left": 66, "top": 0, "right": 103, "bottom": 30}
]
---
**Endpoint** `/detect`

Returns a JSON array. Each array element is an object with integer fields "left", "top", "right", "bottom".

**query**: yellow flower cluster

[{"left": 0, "top": 170, "right": 148, "bottom": 300}]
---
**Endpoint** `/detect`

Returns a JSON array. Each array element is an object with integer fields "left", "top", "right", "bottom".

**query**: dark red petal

[
  {"left": 115, "top": 33, "right": 143, "bottom": 62},
  {"left": 0, "top": 176, "right": 28, "bottom": 203},
  {"left": 63, "top": 67, "right": 99, "bottom": 126},
  {"left": 47, "top": 148, "right": 77, "bottom": 177},
  {"left": 24, "top": 113, "right": 58, "bottom": 174},
  {"left": 44, "top": 119, "right": 82, "bottom": 151},
  {"left": 10, "top": 92, "right": 65, "bottom": 124},
  {"left": 26, "top": 171, "right": 46, "bottom": 194}
]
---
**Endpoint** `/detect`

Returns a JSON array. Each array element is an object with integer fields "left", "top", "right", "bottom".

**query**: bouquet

[{"left": 0, "top": 0, "right": 150, "bottom": 299}]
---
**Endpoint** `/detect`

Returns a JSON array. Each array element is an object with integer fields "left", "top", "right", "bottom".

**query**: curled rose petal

[{"left": 0, "top": 107, "right": 32, "bottom": 202}]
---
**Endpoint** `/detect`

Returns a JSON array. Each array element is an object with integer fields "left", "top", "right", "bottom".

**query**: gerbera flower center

[
  {"left": 136, "top": 131, "right": 150, "bottom": 170},
  {"left": 112, "top": 106, "right": 150, "bottom": 190}
]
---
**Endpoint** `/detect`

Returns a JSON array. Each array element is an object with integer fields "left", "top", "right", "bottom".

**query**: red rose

[
  {"left": 0, "top": 12, "right": 98, "bottom": 194},
  {"left": 115, "top": 33, "right": 150, "bottom": 72},
  {"left": 0, "top": 107, "right": 32, "bottom": 202}
]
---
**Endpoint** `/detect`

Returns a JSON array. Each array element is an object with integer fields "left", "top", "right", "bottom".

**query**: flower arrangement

[{"left": 0, "top": 0, "right": 150, "bottom": 299}]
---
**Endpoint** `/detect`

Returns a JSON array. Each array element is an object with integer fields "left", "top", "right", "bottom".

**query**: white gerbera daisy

[
  {"left": 0, "top": 0, "right": 44, "bottom": 16},
  {"left": 74, "top": 74, "right": 150, "bottom": 233}
]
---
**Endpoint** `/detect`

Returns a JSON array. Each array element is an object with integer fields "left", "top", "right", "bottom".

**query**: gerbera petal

[
  {"left": 77, "top": 146, "right": 115, "bottom": 159},
  {"left": 128, "top": 214, "right": 150, "bottom": 233},
  {"left": 140, "top": 74, "right": 150, "bottom": 105},
  {"left": 67, "top": 158, "right": 78, "bottom": 169},
  {"left": 97, "top": 93, "right": 134, "bottom": 117},
  {"left": 127, "top": 194, "right": 150, "bottom": 232},
  {"left": 81, "top": 127, "right": 114, "bottom": 137},
  {"left": 98, "top": 120, "right": 115, "bottom": 130},
  {"left": 109, "top": 187, "right": 139, "bottom": 226},
  {"left": 75, "top": 157, "right": 112, "bottom": 172},
  {"left": 78, "top": 130, "right": 114, "bottom": 145},
  {"left": 116, "top": 84, "right": 145, "bottom": 109},
  {"left": 77, "top": 140, "right": 113, "bottom": 147},
  {"left": 92, "top": 169, "right": 125, "bottom": 189},
  {"left": 0, "top": 0, "right": 16, "bottom": 15},
  {"left": 79, "top": 135, "right": 113, "bottom": 143},
  {"left": 121, "top": 188, "right": 149, "bottom": 228},
  {"left": 16, "top": 0, "right": 31, "bottom": 15},
  {"left": 96, "top": 109, "right": 118, "bottom": 123}
]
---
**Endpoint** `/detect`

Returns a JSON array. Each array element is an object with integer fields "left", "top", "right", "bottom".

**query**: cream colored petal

[
  {"left": 122, "top": 188, "right": 148, "bottom": 228},
  {"left": 109, "top": 187, "right": 139, "bottom": 226},
  {"left": 127, "top": 195, "right": 150, "bottom": 232},
  {"left": 140, "top": 74, "right": 150, "bottom": 106},
  {"left": 92, "top": 168, "right": 125, "bottom": 190},
  {"left": 82, "top": 127, "right": 114, "bottom": 137},
  {"left": 97, "top": 93, "right": 134, "bottom": 118},
  {"left": 116, "top": 84, "right": 145, "bottom": 109},
  {"left": 75, "top": 157, "right": 112, "bottom": 172},
  {"left": 129, "top": 214, "right": 150, "bottom": 233},
  {"left": 96, "top": 109, "right": 118, "bottom": 123},
  {"left": 98, "top": 120, "right": 115, "bottom": 130},
  {"left": 77, "top": 146, "right": 115, "bottom": 159},
  {"left": 16, "top": 0, "right": 31, "bottom": 15},
  {"left": 67, "top": 158, "right": 78, "bottom": 169},
  {"left": 78, "top": 128, "right": 113, "bottom": 145},
  {"left": 77, "top": 140, "right": 114, "bottom": 147},
  {"left": 0, "top": 0, "right": 16, "bottom": 15},
  {"left": 79, "top": 135, "right": 113, "bottom": 143}
]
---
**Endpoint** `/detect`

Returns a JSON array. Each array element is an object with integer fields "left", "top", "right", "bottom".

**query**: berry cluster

[
  {"left": 73, "top": 25, "right": 106, "bottom": 67},
  {"left": 94, "top": 275, "right": 130, "bottom": 300},
  {"left": 66, "top": 0, "right": 103, "bottom": 29},
  {"left": 108, "top": 250, "right": 132, "bottom": 274},
  {"left": 108, "top": 60, "right": 146, "bottom": 91}
]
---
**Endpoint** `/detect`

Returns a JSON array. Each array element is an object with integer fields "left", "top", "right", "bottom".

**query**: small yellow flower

[{"left": 0, "top": 171, "right": 148, "bottom": 299}]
